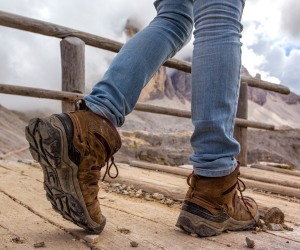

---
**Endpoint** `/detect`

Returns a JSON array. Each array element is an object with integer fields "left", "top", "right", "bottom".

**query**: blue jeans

[{"left": 84, "top": 0, "right": 245, "bottom": 177}]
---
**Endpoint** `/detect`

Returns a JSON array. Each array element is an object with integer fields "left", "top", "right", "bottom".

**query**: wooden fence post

[
  {"left": 60, "top": 37, "right": 85, "bottom": 112},
  {"left": 234, "top": 82, "right": 248, "bottom": 166}
]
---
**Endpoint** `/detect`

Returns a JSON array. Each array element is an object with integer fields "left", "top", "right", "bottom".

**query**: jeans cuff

[{"left": 193, "top": 161, "right": 237, "bottom": 177}]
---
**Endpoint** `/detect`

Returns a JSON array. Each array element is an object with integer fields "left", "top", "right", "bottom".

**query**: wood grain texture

[
  {"left": 251, "top": 163, "right": 300, "bottom": 177},
  {"left": 0, "top": 83, "right": 275, "bottom": 130},
  {"left": 0, "top": 83, "right": 85, "bottom": 101},
  {"left": 61, "top": 37, "right": 85, "bottom": 112},
  {"left": 234, "top": 82, "right": 248, "bottom": 166},
  {"left": 129, "top": 161, "right": 300, "bottom": 198},
  {"left": 0, "top": 192, "right": 89, "bottom": 250},
  {"left": 1, "top": 161, "right": 300, "bottom": 248},
  {"left": 0, "top": 10, "right": 290, "bottom": 94}
]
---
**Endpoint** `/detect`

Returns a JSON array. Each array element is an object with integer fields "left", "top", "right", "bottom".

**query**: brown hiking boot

[
  {"left": 176, "top": 164, "right": 259, "bottom": 237},
  {"left": 25, "top": 98, "right": 121, "bottom": 233}
]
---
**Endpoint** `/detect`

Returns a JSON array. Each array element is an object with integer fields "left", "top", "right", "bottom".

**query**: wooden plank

[
  {"left": 240, "top": 172, "right": 300, "bottom": 189},
  {"left": 0, "top": 10, "right": 290, "bottom": 95},
  {"left": 234, "top": 82, "right": 248, "bottom": 166},
  {"left": 61, "top": 37, "right": 85, "bottom": 112},
  {"left": 0, "top": 162, "right": 224, "bottom": 249},
  {"left": 242, "top": 75, "right": 290, "bottom": 95},
  {"left": 1, "top": 161, "right": 300, "bottom": 248},
  {"left": 251, "top": 164, "right": 300, "bottom": 177},
  {"left": 130, "top": 161, "right": 300, "bottom": 197},
  {"left": 130, "top": 160, "right": 191, "bottom": 177},
  {"left": 242, "top": 167, "right": 300, "bottom": 183},
  {"left": 0, "top": 83, "right": 85, "bottom": 101},
  {"left": 0, "top": 83, "right": 275, "bottom": 130},
  {"left": 0, "top": 192, "right": 89, "bottom": 250}
]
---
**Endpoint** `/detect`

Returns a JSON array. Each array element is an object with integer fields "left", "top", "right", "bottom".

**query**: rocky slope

[{"left": 114, "top": 128, "right": 300, "bottom": 170}]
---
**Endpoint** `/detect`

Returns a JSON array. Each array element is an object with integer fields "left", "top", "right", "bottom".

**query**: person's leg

[
  {"left": 25, "top": 0, "right": 194, "bottom": 234},
  {"left": 176, "top": 0, "right": 259, "bottom": 237},
  {"left": 84, "top": 0, "right": 194, "bottom": 128},
  {"left": 190, "top": 0, "right": 245, "bottom": 177}
]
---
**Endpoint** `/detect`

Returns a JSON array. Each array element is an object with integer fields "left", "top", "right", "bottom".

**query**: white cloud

[
  {"left": 0, "top": 0, "right": 299, "bottom": 114},
  {"left": 240, "top": 0, "right": 300, "bottom": 93}
]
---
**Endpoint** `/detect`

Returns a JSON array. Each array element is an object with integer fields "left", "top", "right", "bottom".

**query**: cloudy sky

[{"left": 0, "top": 0, "right": 299, "bottom": 113}]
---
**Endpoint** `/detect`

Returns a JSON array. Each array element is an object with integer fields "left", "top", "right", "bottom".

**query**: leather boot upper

[
  {"left": 185, "top": 165, "right": 258, "bottom": 222},
  {"left": 67, "top": 102, "right": 121, "bottom": 225}
]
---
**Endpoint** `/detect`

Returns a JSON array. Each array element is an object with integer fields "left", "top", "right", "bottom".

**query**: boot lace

[
  {"left": 101, "top": 156, "right": 119, "bottom": 182},
  {"left": 237, "top": 173, "right": 259, "bottom": 227}
]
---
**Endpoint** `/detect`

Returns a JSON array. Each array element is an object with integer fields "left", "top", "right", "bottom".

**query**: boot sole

[
  {"left": 25, "top": 114, "right": 106, "bottom": 234},
  {"left": 176, "top": 200, "right": 259, "bottom": 237}
]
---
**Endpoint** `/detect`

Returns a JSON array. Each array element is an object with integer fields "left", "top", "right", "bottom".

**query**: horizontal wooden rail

[
  {"left": 0, "top": 83, "right": 275, "bottom": 130},
  {"left": 0, "top": 10, "right": 290, "bottom": 95},
  {"left": 0, "top": 83, "right": 85, "bottom": 101}
]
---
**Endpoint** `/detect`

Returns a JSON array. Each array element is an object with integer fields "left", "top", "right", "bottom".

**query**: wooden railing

[{"left": 0, "top": 11, "right": 291, "bottom": 166}]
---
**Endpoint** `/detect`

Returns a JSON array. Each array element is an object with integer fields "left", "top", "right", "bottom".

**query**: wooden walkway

[{"left": 0, "top": 160, "right": 300, "bottom": 249}]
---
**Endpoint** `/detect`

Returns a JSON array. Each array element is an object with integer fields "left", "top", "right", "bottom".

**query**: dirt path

[{"left": 0, "top": 160, "right": 300, "bottom": 249}]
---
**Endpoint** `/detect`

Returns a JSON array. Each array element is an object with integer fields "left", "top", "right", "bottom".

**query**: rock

[
  {"left": 190, "top": 233, "right": 198, "bottom": 237},
  {"left": 119, "top": 184, "right": 127, "bottom": 190},
  {"left": 268, "top": 223, "right": 284, "bottom": 231},
  {"left": 138, "top": 66, "right": 166, "bottom": 102},
  {"left": 165, "top": 199, "right": 174, "bottom": 206},
  {"left": 287, "top": 227, "right": 294, "bottom": 231},
  {"left": 34, "top": 242, "right": 45, "bottom": 248},
  {"left": 11, "top": 237, "right": 24, "bottom": 244},
  {"left": 171, "top": 58, "right": 192, "bottom": 102},
  {"left": 294, "top": 222, "right": 299, "bottom": 226},
  {"left": 126, "top": 185, "right": 134, "bottom": 191},
  {"left": 129, "top": 193, "right": 135, "bottom": 198},
  {"left": 175, "top": 90, "right": 186, "bottom": 104},
  {"left": 282, "top": 224, "right": 288, "bottom": 229},
  {"left": 145, "top": 197, "right": 153, "bottom": 201},
  {"left": 118, "top": 228, "right": 131, "bottom": 234},
  {"left": 135, "top": 194, "right": 141, "bottom": 198},
  {"left": 98, "top": 193, "right": 106, "bottom": 199},
  {"left": 259, "top": 220, "right": 265, "bottom": 227},
  {"left": 262, "top": 225, "right": 268, "bottom": 232},
  {"left": 136, "top": 189, "right": 143, "bottom": 195},
  {"left": 259, "top": 207, "right": 284, "bottom": 226},
  {"left": 252, "top": 231, "right": 257, "bottom": 234},
  {"left": 112, "top": 183, "right": 121, "bottom": 187},
  {"left": 130, "top": 241, "right": 138, "bottom": 247},
  {"left": 227, "top": 243, "right": 232, "bottom": 247},
  {"left": 109, "top": 199, "right": 115, "bottom": 202},
  {"left": 246, "top": 237, "right": 255, "bottom": 248},
  {"left": 286, "top": 241, "right": 289, "bottom": 243},
  {"left": 84, "top": 235, "right": 99, "bottom": 244},
  {"left": 123, "top": 191, "right": 129, "bottom": 195},
  {"left": 153, "top": 193, "right": 164, "bottom": 200},
  {"left": 165, "top": 76, "right": 175, "bottom": 100}
]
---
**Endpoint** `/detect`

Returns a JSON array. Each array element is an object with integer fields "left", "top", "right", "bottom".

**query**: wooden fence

[{"left": 0, "top": 11, "right": 291, "bottom": 166}]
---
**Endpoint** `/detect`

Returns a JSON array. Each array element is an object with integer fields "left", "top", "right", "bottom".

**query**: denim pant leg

[
  {"left": 84, "top": 0, "right": 193, "bottom": 127},
  {"left": 190, "top": 0, "right": 246, "bottom": 177}
]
